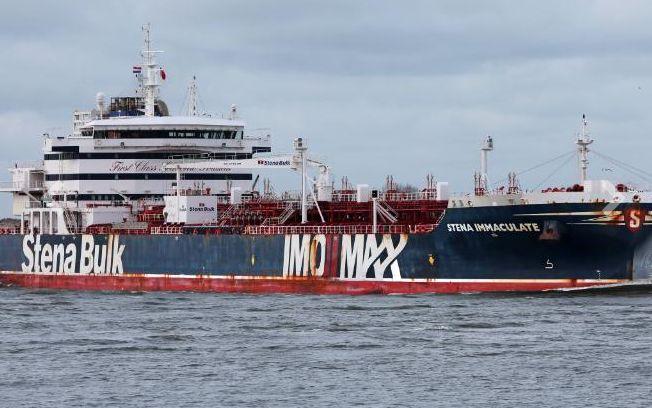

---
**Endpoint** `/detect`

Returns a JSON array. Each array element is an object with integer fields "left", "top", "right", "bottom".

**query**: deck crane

[{"left": 163, "top": 138, "right": 332, "bottom": 224}]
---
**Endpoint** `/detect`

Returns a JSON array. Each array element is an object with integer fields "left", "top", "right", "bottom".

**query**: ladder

[
  {"left": 63, "top": 208, "right": 79, "bottom": 234},
  {"left": 376, "top": 199, "right": 398, "bottom": 223},
  {"left": 262, "top": 203, "right": 295, "bottom": 226},
  {"left": 217, "top": 205, "right": 236, "bottom": 226}
]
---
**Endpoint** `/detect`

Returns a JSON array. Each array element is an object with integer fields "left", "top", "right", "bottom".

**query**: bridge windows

[
  {"left": 92, "top": 129, "right": 243, "bottom": 140},
  {"left": 45, "top": 173, "right": 253, "bottom": 181},
  {"left": 44, "top": 152, "right": 253, "bottom": 160}
]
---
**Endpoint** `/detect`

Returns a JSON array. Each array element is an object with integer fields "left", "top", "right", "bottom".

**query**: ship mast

[
  {"left": 576, "top": 114, "right": 593, "bottom": 184},
  {"left": 479, "top": 135, "right": 493, "bottom": 192},
  {"left": 141, "top": 23, "right": 162, "bottom": 117},
  {"left": 294, "top": 138, "right": 309, "bottom": 224}
]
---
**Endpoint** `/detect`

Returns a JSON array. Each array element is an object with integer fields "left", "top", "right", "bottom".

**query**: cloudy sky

[{"left": 2, "top": 0, "right": 652, "bottom": 215}]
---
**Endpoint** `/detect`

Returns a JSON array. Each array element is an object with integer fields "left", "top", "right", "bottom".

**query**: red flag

[{"left": 160, "top": 69, "right": 167, "bottom": 80}]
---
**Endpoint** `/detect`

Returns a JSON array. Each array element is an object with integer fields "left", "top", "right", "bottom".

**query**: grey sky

[{"left": 2, "top": 0, "right": 652, "bottom": 215}]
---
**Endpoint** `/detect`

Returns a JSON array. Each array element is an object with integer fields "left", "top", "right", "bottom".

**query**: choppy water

[{"left": 0, "top": 288, "right": 651, "bottom": 408}]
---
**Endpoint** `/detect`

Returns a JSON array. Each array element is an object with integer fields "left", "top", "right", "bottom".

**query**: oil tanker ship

[{"left": 1, "top": 26, "right": 651, "bottom": 294}]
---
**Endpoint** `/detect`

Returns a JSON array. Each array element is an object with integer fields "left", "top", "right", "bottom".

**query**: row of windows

[
  {"left": 51, "top": 193, "right": 164, "bottom": 201},
  {"left": 92, "top": 129, "right": 243, "bottom": 140},
  {"left": 44, "top": 152, "right": 254, "bottom": 161},
  {"left": 51, "top": 146, "right": 79, "bottom": 152},
  {"left": 45, "top": 173, "right": 252, "bottom": 181},
  {"left": 51, "top": 192, "right": 236, "bottom": 202}
]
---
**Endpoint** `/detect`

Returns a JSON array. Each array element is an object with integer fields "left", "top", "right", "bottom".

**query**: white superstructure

[{"left": 0, "top": 25, "right": 270, "bottom": 233}]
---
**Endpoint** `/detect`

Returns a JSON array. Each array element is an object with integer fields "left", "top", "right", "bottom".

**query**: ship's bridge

[{"left": 81, "top": 115, "right": 247, "bottom": 136}]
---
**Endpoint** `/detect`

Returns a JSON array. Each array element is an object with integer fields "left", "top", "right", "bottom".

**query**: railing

[
  {"left": 134, "top": 197, "right": 165, "bottom": 213},
  {"left": 101, "top": 222, "right": 438, "bottom": 236},
  {"left": 0, "top": 181, "right": 15, "bottom": 190},
  {"left": 85, "top": 225, "right": 112, "bottom": 234},
  {"left": 0, "top": 227, "right": 21, "bottom": 235},
  {"left": 254, "top": 200, "right": 299, "bottom": 209},
  {"left": 24, "top": 201, "right": 47, "bottom": 209},
  {"left": 0, "top": 181, "right": 45, "bottom": 191},
  {"left": 112, "top": 221, "right": 149, "bottom": 230},
  {"left": 331, "top": 193, "right": 357, "bottom": 202},
  {"left": 138, "top": 212, "right": 164, "bottom": 222},
  {"left": 382, "top": 191, "right": 438, "bottom": 201},
  {"left": 11, "top": 161, "right": 43, "bottom": 170},
  {"left": 151, "top": 225, "right": 183, "bottom": 235},
  {"left": 216, "top": 195, "right": 260, "bottom": 204},
  {"left": 243, "top": 224, "right": 436, "bottom": 235},
  {"left": 110, "top": 228, "right": 150, "bottom": 235},
  {"left": 164, "top": 190, "right": 262, "bottom": 204},
  {"left": 244, "top": 128, "right": 272, "bottom": 141},
  {"left": 166, "top": 188, "right": 216, "bottom": 197},
  {"left": 330, "top": 191, "right": 440, "bottom": 202}
]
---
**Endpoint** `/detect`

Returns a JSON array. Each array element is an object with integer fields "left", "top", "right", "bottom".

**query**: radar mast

[
  {"left": 140, "top": 23, "right": 162, "bottom": 117},
  {"left": 576, "top": 114, "right": 593, "bottom": 184}
]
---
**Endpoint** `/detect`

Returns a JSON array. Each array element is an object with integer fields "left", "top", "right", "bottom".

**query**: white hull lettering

[
  {"left": 282, "top": 234, "right": 407, "bottom": 279},
  {"left": 447, "top": 222, "right": 541, "bottom": 233},
  {"left": 283, "top": 234, "right": 326, "bottom": 277},
  {"left": 21, "top": 235, "right": 125, "bottom": 275},
  {"left": 340, "top": 234, "right": 407, "bottom": 279}
]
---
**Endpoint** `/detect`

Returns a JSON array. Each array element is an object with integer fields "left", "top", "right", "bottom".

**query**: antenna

[
  {"left": 185, "top": 76, "right": 199, "bottom": 116},
  {"left": 576, "top": 114, "right": 593, "bottom": 184},
  {"left": 507, "top": 171, "right": 520, "bottom": 194}
]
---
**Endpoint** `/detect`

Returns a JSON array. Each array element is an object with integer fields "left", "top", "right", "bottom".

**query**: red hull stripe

[{"left": 0, "top": 273, "right": 625, "bottom": 294}]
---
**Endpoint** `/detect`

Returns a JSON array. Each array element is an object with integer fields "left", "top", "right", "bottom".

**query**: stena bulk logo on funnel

[{"left": 21, "top": 235, "right": 125, "bottom": 275}]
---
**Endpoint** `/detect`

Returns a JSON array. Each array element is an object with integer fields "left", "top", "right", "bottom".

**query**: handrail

[
  {"left": 0, "top": 181, "right": 45, "bottom": 190},
  {"left": 151, "top": 225, "right": 183, "bottom": 235},
  {"left": 10, "top": 161, "right": 43, "bottom": 169},
  {"left": 0, "top": 227, "right": 21, "bottom": 235},
  {"left": 330, "top": 191, "right": 439, "bottom": 203},
  {"left": 382, "top": 191, "right": 438, "bottom": 201},
  {"left": 243, "top": 223, "right": 437, "bottom": 235}
]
